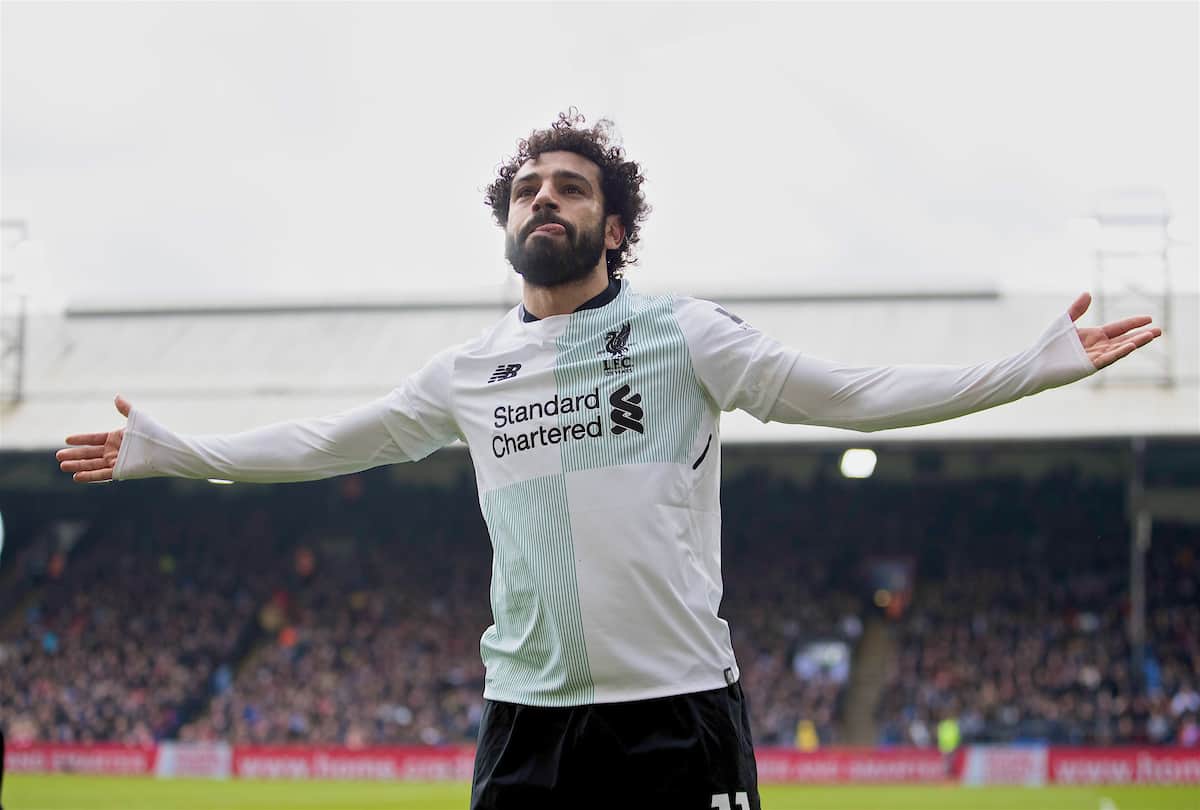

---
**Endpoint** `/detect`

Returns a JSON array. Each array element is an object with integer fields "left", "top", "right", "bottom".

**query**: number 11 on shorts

[{"left": 710, "top": 793, "right": 749, "bottom": 810}]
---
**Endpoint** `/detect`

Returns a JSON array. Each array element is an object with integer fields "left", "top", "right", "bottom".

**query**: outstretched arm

[
  {"left": 767, "top": 292, "right": 1161, "bottom": 432},
  {"left": 675, "top": 292, "right": 1162, "bottom": 432},
  {"left": 57, "top": 392, "right": 424, "bottom": 483},
  {"left": 56, "top": 348, "right": 461, "bottom": 483}
]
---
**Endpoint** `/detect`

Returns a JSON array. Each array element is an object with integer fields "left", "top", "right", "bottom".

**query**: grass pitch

[{"left": 5, "top": 775, "right": 1200, "bottom": 809}]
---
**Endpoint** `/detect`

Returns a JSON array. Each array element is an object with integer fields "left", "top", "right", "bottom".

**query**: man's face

[{"left": 504, "top": 151, "right": 614, "bottom": 288}]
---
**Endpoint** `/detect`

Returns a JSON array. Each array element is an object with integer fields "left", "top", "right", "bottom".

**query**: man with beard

[
  {"left": 56, "top": 110, "right": 1161, "bottom": 809},
  {"left": 502, "top": 157, "right": 610, "bottom": 290}
]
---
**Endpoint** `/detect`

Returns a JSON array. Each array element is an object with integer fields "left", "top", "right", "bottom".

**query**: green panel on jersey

[
  {"left": 554, "top": 292, "right": 706, "bottom": 473},
  {"left": 479, "top": 473, "right": 594, "bottom": 705}
]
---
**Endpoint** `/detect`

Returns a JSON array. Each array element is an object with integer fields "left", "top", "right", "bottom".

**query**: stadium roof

[{"left": 2, "top": 289, "right": 1196, "bottom": 451}]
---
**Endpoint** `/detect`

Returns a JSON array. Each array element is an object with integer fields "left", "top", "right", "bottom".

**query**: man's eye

[
  {"left": 515, "top": 188, "right": 533, "bottom": 198},
  {"left": 565, "top": 186, "right": 582, "bottom": 194}
]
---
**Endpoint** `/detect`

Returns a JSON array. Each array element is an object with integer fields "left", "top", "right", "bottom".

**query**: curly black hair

[{"left": 485, "top": 108, "right": 650, "bottom": 279}]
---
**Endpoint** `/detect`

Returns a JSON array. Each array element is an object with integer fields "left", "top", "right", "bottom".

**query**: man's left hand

[{"left": 1068, "top": 292, "right": 1163, "bottom": 370}]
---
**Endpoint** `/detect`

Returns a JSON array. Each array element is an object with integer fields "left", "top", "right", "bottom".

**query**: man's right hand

[{"left": 56, "top": 395, "right": 132, "bottom": 483}]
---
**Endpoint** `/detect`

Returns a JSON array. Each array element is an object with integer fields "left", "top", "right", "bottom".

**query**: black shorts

[{"left": 471, "top": 682, "right": 760, "bottom": 810}]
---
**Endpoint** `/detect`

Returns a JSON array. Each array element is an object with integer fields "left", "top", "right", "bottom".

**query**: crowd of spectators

[
  {"left": 0, "top": 468, "right": 863, "bottom": 748},
  {"left": 178, "top": 482, "right": 493, "bottom": 746},
  {"left": 0, "top": 505, "right": 277, "bottom": 743},
  {"left": 720, "top": 471, "right": 865, "bottom": 746},
  {"left": 876, "top": 476, "right": 1200, "bottom": 747},
  {"left": 1, "top": 459, "right": 1196, "bottom": 750},
  {"left": 177, "top": 473, "right": 863, "bottom": 747}
]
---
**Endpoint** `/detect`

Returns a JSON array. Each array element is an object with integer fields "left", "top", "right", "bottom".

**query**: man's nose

[{"left": 531, "top": 186, "right": 559, "bottom": 212}]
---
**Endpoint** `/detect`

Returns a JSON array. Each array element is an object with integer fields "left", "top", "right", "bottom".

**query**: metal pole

[
  {"left": 12, "top": 293, "right": 26, "bottom": 405},
  {"left": 1128, "top": 437, "right": 1150, "bottom": 693},
  {"left": 1161, "top": 216, "right": 1174, "bottom": 388},
  {"left": 0, "top": 219, "right": 30, "bottom": 405}
]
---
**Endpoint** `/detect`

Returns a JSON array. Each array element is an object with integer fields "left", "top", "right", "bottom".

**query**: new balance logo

[
  {"left": 609, "top": 384, "right": 644, "bottom": 435},
  {"left": 487, "top": 363, "right": 522, "bottom": 384}
]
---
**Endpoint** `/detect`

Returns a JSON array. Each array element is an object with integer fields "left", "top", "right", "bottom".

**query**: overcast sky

[{"left": 2, "top": 1, "right": 1196, "bottom": 310}]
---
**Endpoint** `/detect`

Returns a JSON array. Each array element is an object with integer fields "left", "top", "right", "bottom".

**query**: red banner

[
  {"left": 754, "top": 748, "right": 948, "bottom": 783},
  {"left": 6, "top": 743, "right": 157, "bottom": 775},
  {"left": 10, "top": 742, "right": 1199, "bottom": 785},
  {"left": 1049, "top": 747, "right": 1200, "bottom": 785},
  {"left": 231, "top": 745, "right": 476, "bottom": 781}
]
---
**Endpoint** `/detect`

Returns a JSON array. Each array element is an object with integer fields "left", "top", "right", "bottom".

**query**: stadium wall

[{"left": 9, "top": 743, "right": 1200, "bottom": 786}]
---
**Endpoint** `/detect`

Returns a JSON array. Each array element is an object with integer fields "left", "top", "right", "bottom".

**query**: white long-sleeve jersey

[{"left": 113, "top": 281, "right": 1095, "bottom": 706}]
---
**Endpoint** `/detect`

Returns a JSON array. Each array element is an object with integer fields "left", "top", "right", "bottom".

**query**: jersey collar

[{"left": 519, "top": 277, "right": 622, "bottom": 323}]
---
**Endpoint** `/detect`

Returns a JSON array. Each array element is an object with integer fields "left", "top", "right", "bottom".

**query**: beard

[{"left": 505, "top": 214, "right": 607, "bottom": 288}]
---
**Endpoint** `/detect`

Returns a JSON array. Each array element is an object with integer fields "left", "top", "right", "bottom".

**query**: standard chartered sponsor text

[{"left": 492, "top": 388, "right": 603, "bottom": 458}]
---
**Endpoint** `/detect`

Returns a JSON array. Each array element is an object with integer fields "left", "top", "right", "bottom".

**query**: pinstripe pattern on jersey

[
  {"left": 479, "top": 473, "right": 594, "bottom": 705},
  {"left": 478, "top": 289, "right": 710, "bottom": 705},
  {"left": 555, "top": 291, "right": 706, "bottom": 472}
]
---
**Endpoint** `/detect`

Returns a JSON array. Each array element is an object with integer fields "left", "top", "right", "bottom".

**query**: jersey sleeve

[
  {"left": 765, "top": 311, "right": 1096, "bottom": 432},
  {"left": 113, "top": 346, "right": 461, "bottom": 482},
  {"left": 673, "top": 296, "right": 797, "bottom": 421}
]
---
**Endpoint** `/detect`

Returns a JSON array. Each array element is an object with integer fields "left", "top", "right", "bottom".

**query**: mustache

[{"left": 523, "top": 214, "right": 572, "bottom": 239}]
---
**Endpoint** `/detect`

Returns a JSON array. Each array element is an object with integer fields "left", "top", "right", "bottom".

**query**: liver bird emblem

[{"left": 604, "top": 322, "right": 632, "bottom": 356}]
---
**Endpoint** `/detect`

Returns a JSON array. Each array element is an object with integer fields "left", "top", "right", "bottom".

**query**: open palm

[
  {"left": 56, "top": 395, "right": 132, "bottom": 483},
  {"left": 1068, "top": 292, "right": 1162, "bottom": 370}
]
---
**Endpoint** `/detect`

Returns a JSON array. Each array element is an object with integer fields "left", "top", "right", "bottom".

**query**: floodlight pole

[
  {"left": 1092, "top": 188, "right": 1174, "bottom": 387},
  {"left": 0, "top": 219, "right": 30, "bottom": 405},
  {"left": 1127, "top": 436, "right": 1150, "bottom": 693}
]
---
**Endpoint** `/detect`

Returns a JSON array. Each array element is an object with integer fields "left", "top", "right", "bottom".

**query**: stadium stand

[
  {"left": 1, "top": 454, "right": 1196, "bottom": 750},
  {"left": 877, "top": 520, "right": 1199, "bottom": 747}
]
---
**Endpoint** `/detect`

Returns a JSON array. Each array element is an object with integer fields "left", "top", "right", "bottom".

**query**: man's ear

[{"left": 605, "top": 214, "right": 626, "bottom": 250}]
